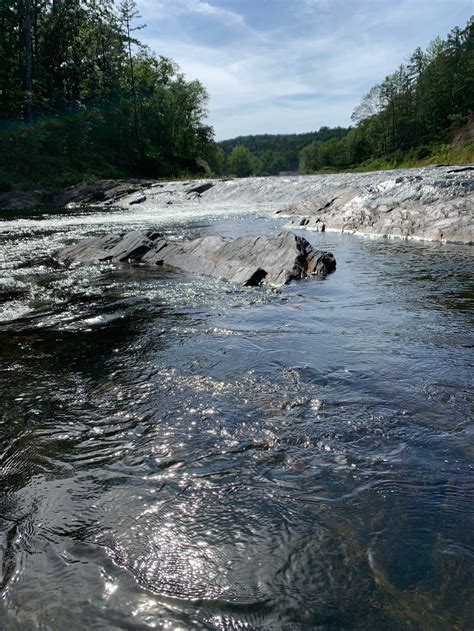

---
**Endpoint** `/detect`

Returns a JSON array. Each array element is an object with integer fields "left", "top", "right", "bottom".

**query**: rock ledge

[{"left": 57, "top": 231, "right": 336, "bottom": 286}]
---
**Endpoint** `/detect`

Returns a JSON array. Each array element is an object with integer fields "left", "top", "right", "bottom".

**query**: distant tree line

[
  {"left": 218, "top": 127, "right": 349, "bottom": 175},
  {"left": 0, "top": 0, "right": 216, "bottom": 187},
  {"left": 219, "top": 17, "right": 473, "bottom": 176}
]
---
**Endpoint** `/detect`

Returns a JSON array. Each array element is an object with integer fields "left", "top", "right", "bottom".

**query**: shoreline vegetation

[{"left": 0, "top": 4, "right": 472, "bottom": 193}]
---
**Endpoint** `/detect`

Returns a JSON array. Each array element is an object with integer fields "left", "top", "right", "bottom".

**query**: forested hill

[
  {"left": 219, "top": 128, "right": 349, "bottom": 173},
  {"left": 220, "top": 128, "right": 348, "bottom": 161},
  {"left": 307, "top": 16, "right": 474, "bottom": 173}
]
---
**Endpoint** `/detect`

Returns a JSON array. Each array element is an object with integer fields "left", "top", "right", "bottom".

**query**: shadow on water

[
  {"left": 0, "top": 205, "right": 121, "bottom": 222},
  {"left": 0, "top": 210, "right": 473, "bottom": 629}
]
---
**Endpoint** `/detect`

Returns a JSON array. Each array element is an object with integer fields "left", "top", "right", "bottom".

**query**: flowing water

[{"left": 0, "top": 181, "right": 473, "bottom": 630}]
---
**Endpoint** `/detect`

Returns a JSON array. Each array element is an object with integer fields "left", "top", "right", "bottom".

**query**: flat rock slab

[{"left": 57, "top": 231, "right": 336, "bottom": 287}]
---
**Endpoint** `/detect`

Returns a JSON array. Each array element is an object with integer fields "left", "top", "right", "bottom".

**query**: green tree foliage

[
  {"left": 0, "top": 0, "right": 216, "bottom": 186},
  {"left": 228, "top": 145, "right": 255, "bottom": 177},
  {"left": 349, "top": 18, "right": 473, "bottom": 166},
  {"left": 297, "top": 16, "right": 473, "bottom": 174},
  {"left": 254, "top": 150, "right": 282, "bottom": 176},
  {"left": 118, "top": 0, "right": 144, "bottom": 153},
  {"left": 220, "top": 127, "right": 349, "bottom": 174},
  {"left": 1, "top": 6, "right": 471, "bottom": 185},
  {"left": 205, "top": 144, "right": 226, "bottom": 175}
]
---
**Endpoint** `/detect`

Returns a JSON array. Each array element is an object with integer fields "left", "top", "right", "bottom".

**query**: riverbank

[
  {"left": 278, "top": 166, "right": 473, "bottom": 245},
  {"left": 0, "top": 179, "right": 155, "bottom": 212}
]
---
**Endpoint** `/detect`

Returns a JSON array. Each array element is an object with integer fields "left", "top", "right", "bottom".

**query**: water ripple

[{"left": 1, "top": 207, "right": 473, "bottom": 629}]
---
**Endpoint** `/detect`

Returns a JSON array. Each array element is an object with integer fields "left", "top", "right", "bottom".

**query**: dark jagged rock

[
  {"left": 57, "top": 230, "right": 161, "bottom": 264},
  {"left": 57, "top": 231, "right": 336, "bottom": 287},
  {"left": 49, "top": 179, "right": 155, "bottom": 207},
  {"left": 447, "top": 166, "right": 474, "bottom": 173},
  {"left": 0, "top": 190, "right": 47, "bottom": 210},
  {"left": 129, "top": 195, "right": 146, "bottom": 205},
  {"left": 186, "top": 182, "right": 215, "bottom": 197}
]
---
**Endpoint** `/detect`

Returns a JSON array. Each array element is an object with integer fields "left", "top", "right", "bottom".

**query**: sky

[{"left": 136, "top": 0, "right": 473, "bottom": 140}]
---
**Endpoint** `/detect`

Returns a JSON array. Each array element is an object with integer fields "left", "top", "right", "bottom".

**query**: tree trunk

[
  {"left": 126, "top": 25, "right": 141, "bottom": 154},
  {"left": 21, "top": 0, "right": 34, "bottom": 123}
]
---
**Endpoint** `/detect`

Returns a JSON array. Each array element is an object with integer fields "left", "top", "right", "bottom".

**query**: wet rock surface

[
  {"left": 57, "top": 230, "right": 336, "bottom": 286},
  {"left": 0, "top": 179, "right": 158, "bottom": 210},
  {"left": 185, "top": 182, "right": 215, "bottom": 197},
  {"left": 101, "top": 165, "right": 471, "bottom": 245},
  {"left": 0, "top": 189, "right": 48, "bottom": 210},
  {"left": 2, "top": 165, "right": 472, "bottom": 245},
  {"left": 49, "top": 179, "right": 156, "bottom": 207}
]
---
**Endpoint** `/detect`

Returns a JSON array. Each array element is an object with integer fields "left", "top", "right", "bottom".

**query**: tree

[
  {"left": 0, "top": 0, "right": 216, "bottom": 187},
  {"left": 118, "top": 0, "right": 145, "bottom": 154},
  {"left": 299, "top": 141, "right": 322, "bottom": 172},
  {"left": 205, "top": 144, "right": 226, "bottom": 175},
  {"left": 228, "top": 145, "right": 255, "bottom": 177},
  {"left": 20, "top": 0, "right": 34, "bottom": 122}
]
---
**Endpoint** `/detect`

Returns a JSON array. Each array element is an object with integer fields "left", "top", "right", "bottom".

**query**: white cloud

[
  {"left": 303, "top": 0, "right": 335, "bottom": 11},
  {"left": 138, "top": 0, "right": 246, "bottom": 28},
  {"left": 143, "top": 22, "right": 408, "bottom": 138},
  {"left": 137, "top": 0, "right": 474, "bottom": 139}
]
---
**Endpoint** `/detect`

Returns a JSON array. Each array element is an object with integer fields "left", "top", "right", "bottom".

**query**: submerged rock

[
  {"left": 129, "top": 194, "right": 147, "bottom": 205},
  {"left": 57, "top": 231, "right": 336, "bottom": 287},
  {"left": 186, "top": 182, "right": 215, "bottom": 196}
]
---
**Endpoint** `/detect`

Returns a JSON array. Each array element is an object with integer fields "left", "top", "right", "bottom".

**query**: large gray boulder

[{"left": 57, "top": 231, "right": 336, "bottom": 286}]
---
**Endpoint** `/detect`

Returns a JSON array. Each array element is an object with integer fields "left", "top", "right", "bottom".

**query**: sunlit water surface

[{"left": 0, "top": 197, "right": 473, "bottom": 630}]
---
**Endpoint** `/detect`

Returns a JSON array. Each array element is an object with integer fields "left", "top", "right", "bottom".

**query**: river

[{"left": 0, "top": 177, "right": 473, "bottom": 629}]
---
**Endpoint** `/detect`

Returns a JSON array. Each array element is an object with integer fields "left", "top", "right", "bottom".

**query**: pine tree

[{"left": 118, "top": 0, "right": 144, "bottom": 154}]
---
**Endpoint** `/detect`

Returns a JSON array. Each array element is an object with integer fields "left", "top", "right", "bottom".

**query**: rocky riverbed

[
  {"left": 277, "top": 168, "right": 473, "bottom": 244},
  {"left": 1, "top": 165, "right": 472, "bottom": 244}
]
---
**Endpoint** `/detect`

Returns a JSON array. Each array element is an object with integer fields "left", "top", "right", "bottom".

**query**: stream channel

[{"left": 0, "top": 186, "right": 473, "bottom": 629}]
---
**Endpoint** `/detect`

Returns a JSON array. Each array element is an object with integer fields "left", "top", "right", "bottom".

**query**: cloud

[
  {"left": 138, "top": 0, "right": 246, "bottom": 28},
  {"left": 143, "top": 21, "right": 407, "bottom": 137},
  {"left": 137, "top": 0, "right": 474, "bottom": 139},
  {"left": 303, "top": 0, "right": 335, "bottom": 11}
]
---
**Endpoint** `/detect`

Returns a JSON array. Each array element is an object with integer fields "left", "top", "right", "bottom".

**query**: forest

[
  {"left": 0, "top": 0, "right": 218, "bottom": 188},
  {"left": 219, "top": 127, "right": 349, "bottom": 175},
  {"left": 0, "top": 3, "right": 472, "bottom": 188}
]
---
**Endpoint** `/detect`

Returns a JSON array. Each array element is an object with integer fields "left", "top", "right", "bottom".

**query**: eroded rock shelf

[{"left": 57, "top": 231, "right": 336, "bottom": 287}]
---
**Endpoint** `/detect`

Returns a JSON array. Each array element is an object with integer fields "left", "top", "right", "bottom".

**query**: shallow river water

[{"left": 0, "top": 191, "right": 473, "bottom": 629}]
